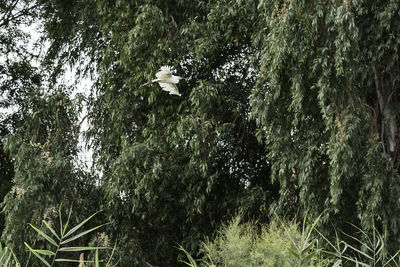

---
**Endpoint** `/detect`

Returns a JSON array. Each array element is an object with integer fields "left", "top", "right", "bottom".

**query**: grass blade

[
  {"left": 383, "top": 250, "right": 400, "bottom": 267},
  {"left": 315, "top": 228, "right": 343, "bottom": 255},
  {"left": 5, "top": 253, "right": 12, "bottom": 266},
  {"left": 61, "top": 223, "right": 108, "bottom": 245},
  {"left": 63, "top": 211, "right": 100, "bottom": 239},
  {"left": 300, "top": 252, "right": 318, "bottom": 265},
  {"left": 24, "top": 242, "right": 51, "bottom": 267},
  {"left": 28, "top": 224, "right": 57, "bottom": 247},
  {"left": 3, "top": 249, "right": 11, "bottom": 266},
  {"left": 62, "top": 206, "right": 73, "bottom": 236},
  {"left": 0, "top": 247, "right": 5, "bottom": 262},
  {"left": 58, "top": 246, "right": 106, "bottom": 252},
  {"left": 306, "top": 214, "right": 322, "bottom": 243},
  {"left": 11, "top": 248, "right": 19, "bottom": 266},
  {"left": 301, "top": 214, "right": 307, "bottom": 245},
  {"left": 106, "top": 241, "right": 118, "bottom": 266},
  {"left": 340, "top": 255, "right": 371, "bottom": 267},
  {"left": 342, "top": 241, "right": 374, "bottom": 261},
  {"left": 43, "top": 220, "right": 60, "bottom": 241},
  {"left": 95, "top": 248, "right": 99, "bottom": 267},
  {"left": 31, "top": 249, "right": 55, "bottom": 256},
  {"left": 287, "top": 246, "right": 301, "bottom": 260},
  {"left": 58, "top": 203, "right": 64, "bottom": 237},
  {"left": 341, "top": 227, "right": 373, "bottom": 253},
  {"left": 301, "top": 239, "right": 316, "bottom": 257},
  {"left": 332, "top": 259, "right": 342, "bottom": 267},
  {"left": 178, "top": 245, "right": 198, "bottom": 267}
]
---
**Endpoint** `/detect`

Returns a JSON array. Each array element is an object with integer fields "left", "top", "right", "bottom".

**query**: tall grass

[
  {"left": 180, "top": 215, "right": 326, "bottom": 267},
  {"left": 0, "top": 242, "right": 19, "bottom": 267},
  {"left": 180, "top": 215, "right": 400, "bottom": 267},
  {"left": 2, "top": 208, "right": 400, "bottom": 266},
  {"left": 319, "top": 224, "right": 400, "bottom": 267}
]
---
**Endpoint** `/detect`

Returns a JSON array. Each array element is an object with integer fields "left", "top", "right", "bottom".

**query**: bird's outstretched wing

[{"left": 159, "top": 82, "right": 181, "bottom": 96}]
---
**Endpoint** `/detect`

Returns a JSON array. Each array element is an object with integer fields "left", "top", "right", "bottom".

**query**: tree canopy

[
  {"left": 251, "top": 0, "right": 400, "bottom": 243},
  {"left": 1, "top": 0, "right": 400, "bottom": 265}
]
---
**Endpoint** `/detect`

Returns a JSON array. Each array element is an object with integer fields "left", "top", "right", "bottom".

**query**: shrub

[{"left": 181, "top": 215, "right": 324, "bottom": 267}]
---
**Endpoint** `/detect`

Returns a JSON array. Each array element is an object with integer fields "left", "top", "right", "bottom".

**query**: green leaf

[
  {"left": 315, "top": 228, "right": 342, "bottom": 254},
  {"left": 300, "top": 252, "right": 318, "bottom": 265},
  {"left": 95, "top": 248, "right": 99, "bottom": 267},
  {"left": 106, "top": 241, "right": 118, "bottom": 266},
  {"left": 0, "top": 247, "right": 11, "bottom": 265},
  {"left": 332, "top": 260, "right": 342, "bottom": 267},
  {"left": 62, "top": 206, "right": 73, "bottom": 236},
  {"left": 342, "top": 242, "right": 373, "bottom": 261},
  {"left": 304, "top": 214, "right": 322, "bottom": 245},
  {"left": 43, "top": 220, "right": 60, "bottom": 241},
  {"left": 58, "top": 203, "right": 63, "bottom": 236},
  {"left": 0, "top": 249, "right": 6, "bottom": 263},
  {"left": 178, "top": 245, "right": 198, "bottom": 267},
  {"left": 61, "top": 223, "right": 108, "bottom": 244},
  {"left": 3, "top": 251, "right": 11, "bottom": 266},
  {"left": 63, "top": 210, "right": 100, "bottom": 239},
  {"left": 58, "top": 246, "right": 106, "bottom": 252},
  {"left": 28, "top": 224, "right": 58, "bottom": 247},
  {"left": 24, "top": 242, "right": 51, "bottom": 267},
  {"left": 383, "top": 250, "right": 400, "bottom": 266},
  {"left": 32, "top": 249, "right": 56, "bottom": 256},
  {"left": 287, "top": 246, "right": 300, "bottom": 260},
  {"left": 300, "top": 239, "right": 316, "bottom": 256}
]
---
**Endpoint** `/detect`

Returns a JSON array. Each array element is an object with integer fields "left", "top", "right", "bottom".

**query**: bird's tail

[{"left": 139, "top": 81, "right": 153, "bottom": 88}]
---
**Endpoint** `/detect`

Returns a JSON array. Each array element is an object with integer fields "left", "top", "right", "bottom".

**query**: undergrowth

[{"left": 180, "top": 215, "right": 400, "bottom": 267}]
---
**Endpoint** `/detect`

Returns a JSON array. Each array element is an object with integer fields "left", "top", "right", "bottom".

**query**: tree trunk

[{"left": 374, "top": 66, "right": 398, "bottom": 161}]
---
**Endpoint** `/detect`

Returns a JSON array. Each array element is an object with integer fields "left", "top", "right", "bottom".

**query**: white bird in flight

[{"left": 152, "top": 66, "right": 182, "bottom": 96}]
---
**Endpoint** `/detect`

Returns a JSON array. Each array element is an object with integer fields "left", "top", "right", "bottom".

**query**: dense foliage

[
  {"left": 0, "top": 1, "right": 102, "bottom": 264},
  {"left": 1, "top": 0, "right": 400, "bottom": 266},
  {"left": 83, "top": 1, "right": 276, "bottom": 264},
  {"left": 251, "top": 0, "right": 400, "bottom": 245},
  {"left": 0, "top": 0, "right": 42, "bottom": 233}
]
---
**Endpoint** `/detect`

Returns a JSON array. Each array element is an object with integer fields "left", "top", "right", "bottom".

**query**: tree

[
  {"left": 1, "top": 88, "right": 104, "bottom": 265},
  {"left": 250, "top": 0, "right": 400, "bottom": 248},
  {"left": 0, "top": 2, "right": 104, "bottom": 264},
  {"left": 4, "top": 0, "right": 400, "bottom": 265},
  {"left": 0, "top": 123, "right": 13, "bottom": 233},
  {"left": 33, "top": 0, "right": 281, "bottom": 264},
  {"left": 0, "top": 0, "right": 42, "bottom": 234},
  {"left": 81, "top": 1, "right": 277, "bottom": 265}
]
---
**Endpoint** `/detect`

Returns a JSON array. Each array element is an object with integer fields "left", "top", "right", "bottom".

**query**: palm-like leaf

[{"left": 25, "top": 206, "right": 108, "bottom": 267}]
